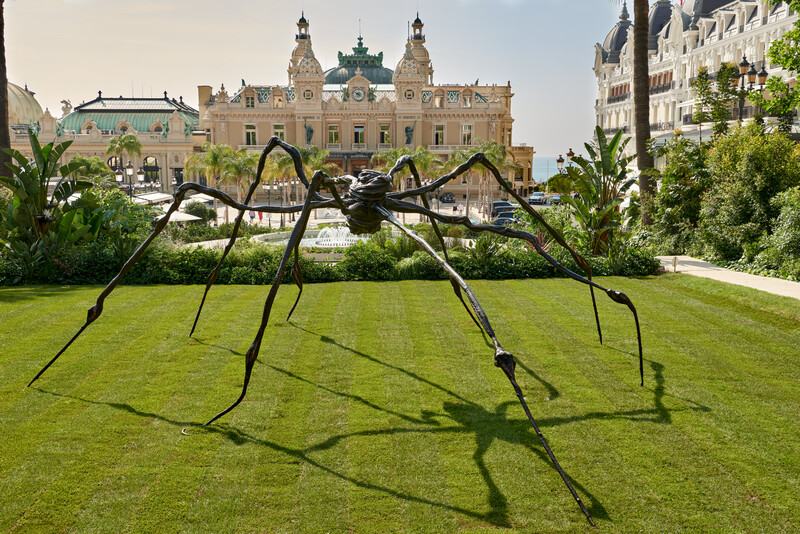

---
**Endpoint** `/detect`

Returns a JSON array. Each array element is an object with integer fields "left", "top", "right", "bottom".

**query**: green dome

[{"left": 324, "top": 36, "right": 394, "bottom": 85}]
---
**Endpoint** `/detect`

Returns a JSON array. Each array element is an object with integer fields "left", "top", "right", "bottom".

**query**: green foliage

[
  {"left": 165, "top": 220, "right": 275, "bottom": 244},
  {"left": 338, "top": 242, "right": 398, "bottom": 281},
  {"left": 647, "top": 135, "right": 712, "bottom": 254},
  {"left": 67, "top": 155, "right": 116, "bottom": 186},
  {"left": 748, "top": 75, "right": 800, "bottom": 134},
  {"left": 105, "top": 134, "right": 142, "bottom": 167},
  {"left": 699, "top": 124, "right": 800, "bottom": 261},
  {"left": 691, "top": 63, "right": 739, "bottom": 137},
  {"left": 562, "top": 127, "right": 636, "bottom": 255},
  {"left": 183, "top": 201, "right": 217, "bottom": 224}
]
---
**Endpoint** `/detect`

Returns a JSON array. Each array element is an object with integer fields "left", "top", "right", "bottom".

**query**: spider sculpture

[{"left": 29, "top": 137, "right": 643, "bottom": 527}]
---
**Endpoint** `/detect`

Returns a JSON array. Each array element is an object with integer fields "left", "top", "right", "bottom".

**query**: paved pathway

[{"left": 656, "top": 255, "right": 800, "bottom": 301}]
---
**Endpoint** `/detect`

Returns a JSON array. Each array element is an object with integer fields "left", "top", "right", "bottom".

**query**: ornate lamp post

[
  {"left": 136, "top": 167, "right": 146, "bottom": 192},
  {"left": 736, "top": 55, "right": 768, "bottom": 122},
  {"left": 556, "top": 154, "right": 566, "bottom": 175},
  {"left": 115, "top": 161, "right": 136, "bottom": 198}
]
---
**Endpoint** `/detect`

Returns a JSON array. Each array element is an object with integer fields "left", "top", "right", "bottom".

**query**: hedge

[{"left": 0, "top": 240, "right": 659, "bottom": 287}]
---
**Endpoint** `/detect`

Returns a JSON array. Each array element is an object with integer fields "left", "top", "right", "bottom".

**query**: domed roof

[
  {"left": 648, "top": 0, "right": 673, "bottom": 50},
  {"left": 393, "top": 43, "right": 423, "bottom": 83},
  {"left": 8, "top": 82, "right": 43, "bottom": 126},
  {"left": 413, "top": 13, "right": 422, "bottom": 25},
  {"left": 324, "top": 36, "right": 395, "bottom": 85},
  {"left": 295, "top": 46, "right": 324, "bottom": 78},
  {"left": 298, "top": 11, "right": 307, "bottom": 24},
  {"left": 602, "top": 2, "right": 632, "bottom": 64}
]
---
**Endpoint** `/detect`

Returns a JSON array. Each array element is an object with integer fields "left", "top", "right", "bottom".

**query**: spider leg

[
  {"left": 389, "top": 156, "right": 482, "bottom": 331},
  {"left": 285, "top": 176, "right": 351, "bottom": 323},
  {"left": 191, "top": 137, "right": 316, "bottom": 336},
  {"left": 388, "top": 198, "right": 643, "bottom": 387},
  {"left": 375, "top": 204, "right": 595, "bottom": 527},
  {"left": 28, "top": 183, "right": 282, "bottom": 387},
  {"left": 396, "top": 154, "right": 606, "bottom": 346},
  {"left": 203, "top": 172, "right": 325, "bottom": 426}
]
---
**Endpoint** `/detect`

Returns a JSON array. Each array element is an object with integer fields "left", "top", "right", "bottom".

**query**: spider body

[
  {"left": 29, "top": 136, "right": 645, "bottom": 527},
  {"left": 340, "top": 169, "right": 394, "bottom": 234}
]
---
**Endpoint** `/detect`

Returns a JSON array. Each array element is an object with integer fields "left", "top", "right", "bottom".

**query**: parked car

[
  {"left": 493, "top": 214, "right": 519, "bottom": 226},
  {"left": 550, "top": 193, "right": 562, "bottom": 205},
  {"left": 491, "top": 202, "right": 519, "bottom": 218},
  {"left": 528, "top": 192, "right": 547, "bottom": 205},
  {"left": 439, "top": 192, "right": 455, "bottom": 203}
]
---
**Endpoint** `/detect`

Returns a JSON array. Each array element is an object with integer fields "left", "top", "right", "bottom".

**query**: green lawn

[{"left": 1, "top": 276, "right": 799, "bottom": 533}]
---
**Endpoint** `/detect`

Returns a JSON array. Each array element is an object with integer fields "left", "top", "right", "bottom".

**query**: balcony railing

[
  {"left": 649, "top": 82, "right": 675, "bottom": 95},
  {"left": 607, "top": 93, "right": 631, "bottom": 104},
  {"left": 649, "top": 121, "right": 675, "bottom": 132},
  {"left": 602, "top": 126, "right": 629, "bottom": 135}
]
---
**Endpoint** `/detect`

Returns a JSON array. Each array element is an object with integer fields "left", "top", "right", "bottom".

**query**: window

[
  {"left": 245, "top": 95, "right": 255, "bottom": 108},
  {"left": 328, "top": 124, "right": 339, "bottom": 144},
  {"left": 273, "top": 124, "right": 285, "bottom": 141},
  {"left": 353, "top": 125, "right": 365, "bottom": 144},
  {"left": 434, "top": 125, "right": 444, "bottom": 146},
  {"left": 461, "top": 124, "right": 472, "bottom": 145},
  {"left": 245, "top": 124, "right": 257, "bottom": 145},
  {"left": 379, "top": 124, "right": 391, "bottom": 144},
  {"left": 205, "top": 128, "right": 211, "bottom": 142},
  {"left": 153, "top": 126, "right": 162, "bottom": 133}
]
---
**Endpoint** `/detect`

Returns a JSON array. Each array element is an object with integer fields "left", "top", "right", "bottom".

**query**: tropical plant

[
  {"left": 67, "top": 155, "right": 116, "bottom": 187},
  {"left": 184, "top": 143, "right": 234, "bottom": 223},
  {"left": 221, "top": 148, "right": 259, "bottom": 205},
  {"left": 105, "top": 134, "right": 142, "bottom": 170},
  {"left": 562, "top": 126, "right": 636, "bottom": 255},
  {"left": 1, "top": 131, "right": 92, "bottom": 245}
]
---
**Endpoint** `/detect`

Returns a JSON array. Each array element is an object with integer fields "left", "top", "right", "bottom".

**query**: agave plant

[{"left": 563, "top": 126, "right": 636, "bottom": 255}]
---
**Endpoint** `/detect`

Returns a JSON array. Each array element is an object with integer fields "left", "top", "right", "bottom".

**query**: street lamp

[
  {"left": 556, "top": 154, "right": 566, "bottom": 175},
  {"left": 116, "top": 161, "right": 135, "bottom": 198},
  {"left": 136, "top": 167, "right": 145, "bottom": 192},
  {"left": 736, "top": 55, "right": 768, "bottom": 122}
]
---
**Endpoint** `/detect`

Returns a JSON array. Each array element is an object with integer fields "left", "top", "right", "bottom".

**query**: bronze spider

[{"left": 29, "top": 137, "right": 643, "bottom": 526}]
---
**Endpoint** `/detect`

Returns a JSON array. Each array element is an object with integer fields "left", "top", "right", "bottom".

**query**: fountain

[{"left": 252, "top": 225, "right": 372, "bottom": 248}]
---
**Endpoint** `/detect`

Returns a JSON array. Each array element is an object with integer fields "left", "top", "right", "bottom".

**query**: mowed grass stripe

[
  {"left": 523, "top": 277, "right": 795, "bottom": 531},
  {"left": 0, "top": 284, "right": 203, "bottom": 533},
  {"left": 60, "top": 285, "right": 258, "bottom": 533},
  {"left": 0, "top": 278, "right": 798, "bottom": 532},
  {"left": 121, "top": 285, "right": 310, "bottom": 533},
  {"left": 473, "top": 278, "right": 667, "bottom": 532}
]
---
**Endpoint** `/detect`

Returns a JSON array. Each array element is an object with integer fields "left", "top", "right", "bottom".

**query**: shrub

[
  {"left": 700, "top": 124, "right": 800, "bottom": 261},
  {"left": 183, "top": 201, "right": 217, "bottom": 224},
  {"left": 338, "top": 242, "right": 397, "bottom": 281}
]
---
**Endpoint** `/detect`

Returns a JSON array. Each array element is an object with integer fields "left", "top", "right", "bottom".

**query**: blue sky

[{"left": 6, "top": 0, "right": 622, "bottom": 157}]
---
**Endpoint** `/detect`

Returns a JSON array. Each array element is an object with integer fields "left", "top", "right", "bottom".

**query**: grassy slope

[{"left": 0, "top": 275, "right": 798, "bottom": 533}]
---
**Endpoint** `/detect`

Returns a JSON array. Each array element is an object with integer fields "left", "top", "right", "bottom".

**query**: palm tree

[
  {"left": 105, "top": 134, "right": 143, "bottom": 171},
  {"left": 471, "top": 139, "right": 518, "bottom": 219},
  {"left": 0, "top": 0, "right": 10, "bottom": 178},
  {"left": 372, "top": 146, "right": 413, "bottom": 222},
  {"left": 184, "top": 143, "right": 234, "bottom": 224},
  {"left": 444, "top": 146, "right": 474, "bottom": 217},
  {"left": 220, "top": 148, "right": 259, "bottom": 224},
  {"left": 612, "top": 0, "right": 654, "bottom": 224}
]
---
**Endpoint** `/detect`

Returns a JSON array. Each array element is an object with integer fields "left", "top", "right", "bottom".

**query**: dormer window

[{"left": 245, "top": 95, "right": 255, "bottom": 108}]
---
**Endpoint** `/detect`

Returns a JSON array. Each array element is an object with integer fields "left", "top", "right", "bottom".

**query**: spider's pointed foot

[{"left": 494, "top": 350, "right": 516, "bottom": 382}]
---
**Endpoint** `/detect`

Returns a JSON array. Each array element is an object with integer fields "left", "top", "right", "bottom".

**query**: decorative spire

[{"left": 620, "top": 1, "right": 629, "bottom": 21}]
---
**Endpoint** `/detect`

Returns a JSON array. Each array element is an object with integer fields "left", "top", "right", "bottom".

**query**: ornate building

[
  {"left": 9, "top": 89, "right": 200, "bottom": 190},
  {"left": 594, "top": 1, "right": 798, "bottom": 145},
  {"left": 198, "top": 13, "right": 534, "bottom": 200}
]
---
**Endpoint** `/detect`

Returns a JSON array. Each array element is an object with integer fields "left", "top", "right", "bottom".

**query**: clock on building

[{"left": 352, "top": 87, "right": 365, "bottom": 101}]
